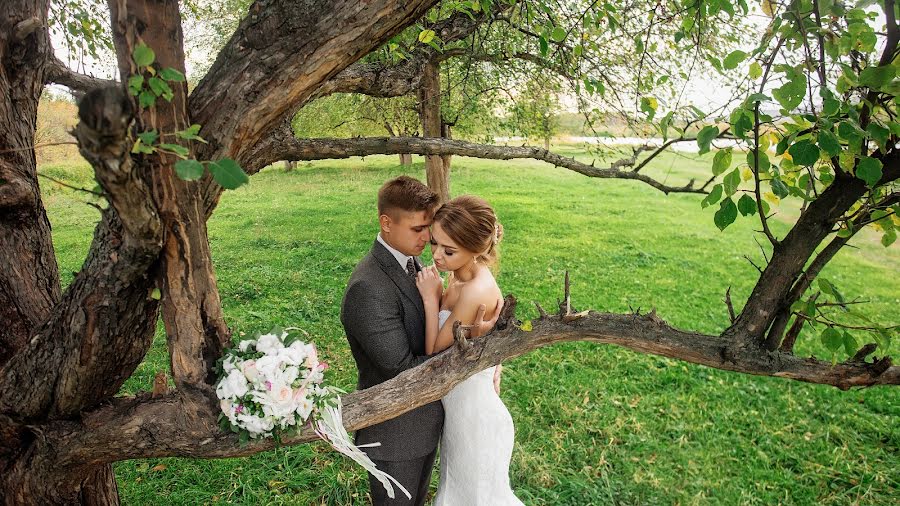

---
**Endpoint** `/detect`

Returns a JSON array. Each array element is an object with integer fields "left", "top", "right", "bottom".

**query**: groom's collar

[{"left": 376, "top": 233, "right": 414, "bottom": 270}]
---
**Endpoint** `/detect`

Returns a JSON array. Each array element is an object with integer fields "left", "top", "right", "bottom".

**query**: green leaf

[
  {"left": 712, "top": 148, "right": 733, "bottom": 176},
  {"left": 138, "top": 90, "right": 156, "bottom": 108},
  {"left": 175, "top": 159, "right": 204, "bottom": 180},
  {"left": 866, "top": 123, "right": 890, "bottom": 151},
  {"left": 771, "top": 178, "right": 790, "bottom": 198},
  {"left": 843, "top": 331, "right": 858, "bottom": 356},
  {"left": 148, "top": 77, "right": 174, "bottom": 101},
  {"left": 696, "top": 125, "right": 720, "bottom": 155},
  {"left": 772, "top": 75, "right": 807, "bottom": 110},
  {"left": 838, "top": 121, "right": 863, "bottom": 145},
  {"left": 856, "top": 156, "right": 883, "bottom": 186},
  {"left": 137, "top": 129, "right": 158, "bottom": 145},
  {"left": 417, "top": 29, "right": 435, "bottom": 44},
  {"left": 131, "top": 138, "right": 155, "bottom": 155},
  {"left": 175, "top": 124, "right": 206, "bottom": 143},
  {"left": 150, "top": 288, "right": 161, "bottom": 300},
  {"left": 723, "top": 50, "right": 747, "bottom": 70},
  {"left": 701, "top": 184, "right": 723, "bottom": 209},
  {"left": 132, "top": 43, "right": 155, "bottom": 67},
  {"left": 746, "top": 150, "right": 770, "bottom": 172},
  {"left": 788, "top": 140, "right": 820, "bottom": 166},
  {"left": 723, "top": 168, "right": 742, "bottom": 196},
  {"left": 520, "top": 319, "right": 533, "bottom": 332},
  {"left": 738, "top": 194, "right": 757, "bottom": 216},
  {"left": 858, "top": 65, "right": 896, "bottom": 89},
  {"left": 818, "top": 278, "right": 836, "bottom": 296},
  {"left": 817, "top": 129, "right": 841, "bottom": 157},
  {"left": 159, "top": 143, "right": 190, "bottom": 158},
  {"left": 127, "top": 74, "right": 144, "bottom": 96},
  {"left": 159, "top": 67, "right": 185, "bottom": 82},
  {"left": 749, "top": 61, "right": 762, "bottom": 79},
  {"left": 209, "top": 158, "right": 249, "bottom": 190},
  {"left": 550, "top": 27, "right": 567, "bottom": 42},
  {"left": 714, "top": 197, "right": 738, "bottom": 231},
  {"left": 822, "top": 97, "right": 841, "bottom": 116},
  {"left": 821, "top": 327, "right": 843, "bottom": 352},
  {"left": 539, "top": 36, "right": 549, "bottom": 56},
  {"left": 882, "top": 228, "right": 897, "bottom": 247}
]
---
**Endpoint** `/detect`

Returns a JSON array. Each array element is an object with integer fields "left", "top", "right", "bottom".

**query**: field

[{"left": 40, "top": 145, "right": 899, "bottom": 505}]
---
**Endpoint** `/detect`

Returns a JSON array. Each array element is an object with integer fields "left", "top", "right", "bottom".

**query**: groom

[{"left": 341, "top": 176, "right": 499, "bottom": 505}]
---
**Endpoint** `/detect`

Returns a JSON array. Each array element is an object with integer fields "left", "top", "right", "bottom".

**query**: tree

[{"left": 1, "top": 0, "right": 898, "bottom": 504}]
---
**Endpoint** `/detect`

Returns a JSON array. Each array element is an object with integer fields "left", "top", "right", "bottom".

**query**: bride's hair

[{"left": 433, "top": 195, "right": 503, "bottom": 266}]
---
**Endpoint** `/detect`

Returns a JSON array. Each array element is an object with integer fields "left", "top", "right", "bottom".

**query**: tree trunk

[
  {"left": 283, "top": 160, "right": 297, "bottom": 171},
  {"left": 0, "top": 1, "right": 121, "bottom": 502},
  {"left": 418, "top": 60, "right": 450, "bottom": 202},
  {"left": 0, "top": 0, "right": 61, "bottom": 367},
  {"left": 399, "top": 153, "right": 412, "bottom": 165},
  {"left": 108, "top": 0, "right": 230, "bottom": 389}
]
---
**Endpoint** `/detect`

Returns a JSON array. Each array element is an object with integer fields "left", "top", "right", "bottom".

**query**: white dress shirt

[{"left": 377, "top": 233, "right": 416, "bottom": 271}]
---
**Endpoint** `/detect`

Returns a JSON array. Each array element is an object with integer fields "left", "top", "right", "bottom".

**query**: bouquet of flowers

[{"left": 215, "top": 327, "right": 409, "bottom": 499}]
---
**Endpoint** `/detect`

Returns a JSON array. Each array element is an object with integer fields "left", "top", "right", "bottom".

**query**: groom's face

[{"left": 380, "top": 209, "right": 433, "bottom": 257}]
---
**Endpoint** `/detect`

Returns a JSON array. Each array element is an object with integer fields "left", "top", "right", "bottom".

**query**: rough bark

[
  {"left": 728, "top": 161, "right": 900, "bottom": 348},
  {"left": 108, "top": 0, "right": 229, "bottom": 389},
  {"left": 191, "top": 0, "right": 443, "bottom": 217},
  {"left": 34, "top": 300, "right": 900, "bottom": 469},
  {"left": 419, "top": 60, "right": 450, "bottom": 202},
  {"left": 0, "top": 0, "right": 61, "bottom": 367},
  {"left": 0, "top": 85, "right": 162, "bottom": 506},
  {"left": 244, "top": 135, "right": 710, "bottom": 195}
]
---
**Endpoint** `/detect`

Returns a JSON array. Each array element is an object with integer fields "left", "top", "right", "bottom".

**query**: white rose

[
  {"left": 282, "top": 366, "right": 299, "bottom": 384},
  {"left": 216, "top": 368, "right": 249, "bottom": 399},
  {"left": 295, "top": 396, "right": 313, "bottom": 421},
  {"left": 254, "top": 355, "right": 281, "bottom": 380},
  {"left": 242, "top": 360, "right": 259, "bottom": 382},
  {"left": 238, "top": 339, "right": 257, "bottom": 352},
  {"left": 281, "top": 342, "right": 307, "bottom": 365},
  {"left": 256, "top": 333, "right": 283, "bottom": 355}
]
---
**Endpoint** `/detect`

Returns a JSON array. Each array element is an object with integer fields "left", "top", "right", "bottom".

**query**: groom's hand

[{"left": 469, "top": 297, "right": 504, "bottom": 339}]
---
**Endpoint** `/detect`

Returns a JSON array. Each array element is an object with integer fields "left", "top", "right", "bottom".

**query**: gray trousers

[{"left": 368, "top": 448, "right": 437, "bottom": 506}]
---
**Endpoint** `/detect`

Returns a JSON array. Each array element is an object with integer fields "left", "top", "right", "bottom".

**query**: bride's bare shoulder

[{"left": 461, "top": 267, "right": 501, "bottom": 304}]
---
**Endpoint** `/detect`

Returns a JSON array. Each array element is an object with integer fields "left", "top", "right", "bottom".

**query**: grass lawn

[{"left": 40, "top": 146, "right": 899, "bottom": 505}]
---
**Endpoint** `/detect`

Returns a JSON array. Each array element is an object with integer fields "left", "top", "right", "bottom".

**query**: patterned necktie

[{"left": 406, "top": 258, "right": 416, "bottom": 276}]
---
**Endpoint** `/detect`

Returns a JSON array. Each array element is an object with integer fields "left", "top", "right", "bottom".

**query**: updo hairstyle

[{"left": 433, "top": 195, "right": 503, "bottom": 266}]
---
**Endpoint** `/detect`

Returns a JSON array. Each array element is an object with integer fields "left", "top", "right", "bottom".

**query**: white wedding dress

[{"left": 433, "top": 310, "right": 523, "bottom": 505}]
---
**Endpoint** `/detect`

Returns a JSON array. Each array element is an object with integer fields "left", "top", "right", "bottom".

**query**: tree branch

[
  {"left": 251, "top": 135, "right": 708, "bottom": 195},
  {"left": 45, "top": 57, "right": 114, "bottom": 97},
  {"left": 51, "top": 298, "right": 898, "bottom": 466}
]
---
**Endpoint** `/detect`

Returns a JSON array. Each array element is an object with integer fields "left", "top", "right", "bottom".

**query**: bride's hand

[{"left": 416, "top": 265, "right": 443, "bottom": 306}]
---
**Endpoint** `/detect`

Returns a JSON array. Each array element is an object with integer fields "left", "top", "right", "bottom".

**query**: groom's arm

[{"left": 343, "top": 281, "right": 428, "bottom": 379}]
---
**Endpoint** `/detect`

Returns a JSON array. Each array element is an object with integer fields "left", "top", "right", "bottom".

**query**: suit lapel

[{"left": 370, "top": 241, "right": 425, "bottom": 315}]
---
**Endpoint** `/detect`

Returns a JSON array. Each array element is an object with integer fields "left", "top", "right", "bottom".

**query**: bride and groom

[{"left": 340, "top": 176, "right": 523, "bottom": 505}]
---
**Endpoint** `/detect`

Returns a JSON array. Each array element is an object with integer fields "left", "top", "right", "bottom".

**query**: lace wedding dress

[{"left": 433, "top": 310, "right": 523, "bottom": 505}]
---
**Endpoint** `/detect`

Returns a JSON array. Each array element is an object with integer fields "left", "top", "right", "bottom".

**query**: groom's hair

[{"left": 378, "top": 176, "right": 439, "bottom": 218}]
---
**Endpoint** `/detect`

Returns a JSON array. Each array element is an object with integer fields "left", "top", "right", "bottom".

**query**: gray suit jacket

[{"left": 340, "top": 240, "right": 444, "bottom": 461}]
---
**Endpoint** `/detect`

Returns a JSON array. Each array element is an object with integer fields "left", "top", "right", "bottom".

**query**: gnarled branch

[
  {"left": 248, "top": 135, "right": 708, "bottom": 195},
  {"left": 49, "top": 295, "right": 897, "bottom": 467}
]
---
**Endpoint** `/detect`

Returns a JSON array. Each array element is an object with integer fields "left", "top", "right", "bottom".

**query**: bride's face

[{"left": 429, "top": 222, "right": 476, "bottom": 273}]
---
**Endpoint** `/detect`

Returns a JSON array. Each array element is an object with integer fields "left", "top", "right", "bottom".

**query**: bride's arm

[
  {"left": 429, "top": 294, "right": 489, "bottom": 354},
  {"left": 415, "top": 266, "right": 443, "bottom": 355}
]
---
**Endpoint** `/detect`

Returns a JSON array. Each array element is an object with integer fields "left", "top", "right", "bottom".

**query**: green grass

[{"left": 42, "top": 148, "right": 899, "bottom": 505}]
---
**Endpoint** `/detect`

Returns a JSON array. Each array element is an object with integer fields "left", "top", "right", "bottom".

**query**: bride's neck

[{"left": 453, "top": 261, "right": 479, "bottom": 282}]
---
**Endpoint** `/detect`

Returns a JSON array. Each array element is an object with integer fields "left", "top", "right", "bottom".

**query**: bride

[{"left": 414, "top": 195, "right": 523, "bottom": 505}]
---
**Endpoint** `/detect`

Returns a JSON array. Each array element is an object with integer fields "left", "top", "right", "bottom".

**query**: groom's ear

[{"left": 379, "top": 213, "right": 392, "bottom": 233}]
